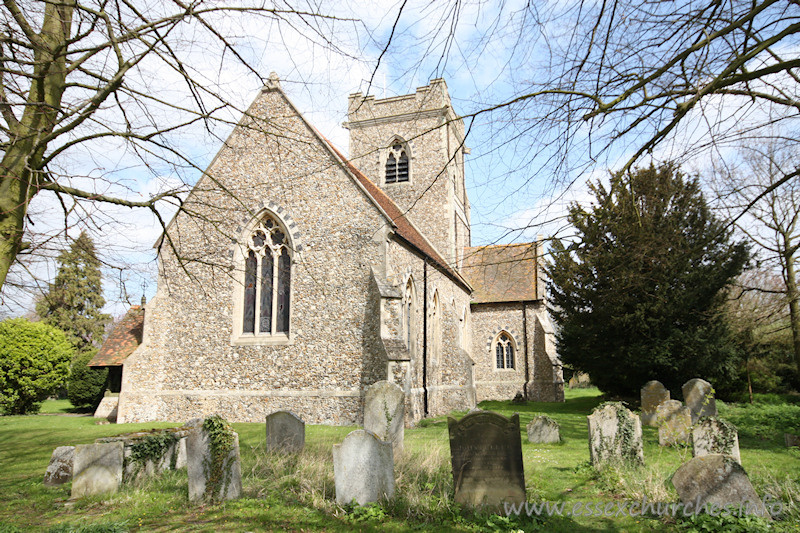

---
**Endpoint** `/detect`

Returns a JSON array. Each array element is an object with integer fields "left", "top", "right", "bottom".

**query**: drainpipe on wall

[
  {"left": 522, "top": 301, "right": 530, "bottom": 400},
  {"left": 423, "top": 259, "right": 429, "bottom": 416}
]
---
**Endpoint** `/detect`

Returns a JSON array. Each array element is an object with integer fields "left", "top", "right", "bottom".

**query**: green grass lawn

[{"left": 1, "top": 388, "right": 798, "bottom": 532}]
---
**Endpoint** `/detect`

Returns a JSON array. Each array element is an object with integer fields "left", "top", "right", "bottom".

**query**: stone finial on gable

[{"left": 264, "top": 72, "right": 281, "bottom": 91}]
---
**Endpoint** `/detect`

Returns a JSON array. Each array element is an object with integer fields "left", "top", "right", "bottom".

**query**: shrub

[
  {"left": 67, "top": 351, "right": 108, "bottom": 409},
  {"left": 0, "top": 318, "right": 73, "bottom": 414}
]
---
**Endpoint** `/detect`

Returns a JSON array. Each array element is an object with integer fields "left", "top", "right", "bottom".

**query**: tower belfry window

[{"left": 385, "top": 142, "right": 409, "bottom": 183}]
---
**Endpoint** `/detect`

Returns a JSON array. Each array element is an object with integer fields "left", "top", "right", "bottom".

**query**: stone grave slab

[
  {"left": 692, "top": 418, "right": 740, "bottom": 463},
  {"left": 672, "top": 454, "right": 769, "bottom": 518},
  {"left": 587, "top": 402, "right": 643, "bottom": 467},
  {"left": 186, "top": 417, "right": 242, "bottom": 502},
  {"left": 640, "top": 381, "right": 670, "bottom": 427},
  {"left": 448, "top": 411, "right": 526, "bottom": 506},
  {"left": 682, "top": 378, "right": 716, "bottom": 424},
  {"left": 333, "top": 429, "right": 394, "bottom": 505},
  {"left": 657, "top": 400, "right": 692, "bottom": 446},
  {"left": 363, "top": 380, "right": 405, "bottom": 453},
  {"left": 71, "top": 442, "right": 124, "bottom": 499},
  {"left": 265, "top": 411, "right": 305, "bottom": 453},
  {"left": 43, "top": 446, "right": 74, "bottom": 486},
  {"left": 526, "top": 415, "right": 560, "bottom": 444}
]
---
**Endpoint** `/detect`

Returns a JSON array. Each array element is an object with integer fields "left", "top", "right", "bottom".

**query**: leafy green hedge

[{"left": 67, "top": 351, "right": 107, "bottom": 409}]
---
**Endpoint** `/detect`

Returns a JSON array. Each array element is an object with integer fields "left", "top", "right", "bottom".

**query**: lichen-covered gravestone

[
  {"left": 587, "top": 402, "right": 644, "bottom": 467},
  {"left": 186, "top": 416, "right": 242, "bottom": 502},
  {"left": 363, "top": 380, "right": 405, "bottom": 453},
  {"left": 448, "top": 411, "right": 526, "bottom": 506},
  {"left": 692, "top": 418, "right": 740, "bottom": 463},
  {"left": 682, "top": 378, "right": 716, "bottom": 423},
  {"left": 656, "top": 400, "right": 692, "bottom": 446},
  {"left": 71, "top": 442, "right": 124, "bottom": 498},
  {"left": 43, "top": 446, "right": 74, "bottom": 486},
  {"left": 332, "top": 429, "right": 394, "bottom": 505},
  {"left": 672, "top": 455, "right": 770, "bottom": 518},
  {"left": 640, "top": 381, "right": 670, "bottom": 427},
  {"left": 265, "top": 411, "right": 305, "bottom": 453},
  {"left": 526, "top": 415, "right": 560, "bottom": 444}
]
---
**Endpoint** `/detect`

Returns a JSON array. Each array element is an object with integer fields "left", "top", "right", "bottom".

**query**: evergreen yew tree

[
  {"left": 36, "top": 232, "right": 111, "bottom": 354},
  {"left": 547, "top": 164, "right": 749, "bottom": 397}
]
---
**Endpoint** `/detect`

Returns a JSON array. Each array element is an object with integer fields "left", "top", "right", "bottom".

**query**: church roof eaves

[{"left": 89, "top": 305, "right": 144, "bottom": 367}]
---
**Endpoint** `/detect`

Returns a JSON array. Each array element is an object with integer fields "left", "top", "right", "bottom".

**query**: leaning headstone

[
  {"left": 93, "top": 396, "right": 119, "bottom": 422},
  {"left": 186, "top": 417, "right": 242, "bottom": 502},
  {"left": 71, "top": 442, "right": 124, "bottom": 498},
  {"left": 363, "top": 381, "right": 405, "bottom": 453},
  {"left": 265, "top": 411, "right": 305, "bottom": 453},
  {"left": 448, "top": 411, "right": 526, "bottom": 506},
  {"left": 43, "top": 446, "right": 75, "bottom": 486},
  {"left": 671, "top": 455, "right": 770, "bottom": 518},
  {"left": 692, "top": 418, "right": 741, "bottom": 463},
  {"left": 587, "top": 402, "right": 644, "bottom": 467},
  {"left": 527, "top": 415, "right": 560, "bottom": 444},
  {"left": 333, "top": 430, "right": 394, "bottom": 505},
  {"left": 682, "top": 378, "right": 717, "bottom": 423},
  {"left": 640, "top": 381, "right": 670, "bottom": 427},
  {"left": 657, "top": 400, "right": 693, "bottom": 446}
]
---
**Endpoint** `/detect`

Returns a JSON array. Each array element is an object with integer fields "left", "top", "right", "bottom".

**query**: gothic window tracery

[
  {"left": 242, "top": 214, "right": 291, "bottom": 336},
  {"left": 495, "top": 332, "right": 515, "bottom": 369},
  {"left": 385, "top": 142, "right": 409, "bottom": 183}
]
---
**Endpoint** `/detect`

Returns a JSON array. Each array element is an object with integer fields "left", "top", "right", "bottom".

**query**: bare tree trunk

[{"left": 786, "top": 253, "right": 800, "bottom": 374}]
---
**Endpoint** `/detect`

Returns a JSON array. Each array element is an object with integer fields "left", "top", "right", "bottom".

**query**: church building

[{"left": 92, "top": 76, "right": 564, "bottom": 425}]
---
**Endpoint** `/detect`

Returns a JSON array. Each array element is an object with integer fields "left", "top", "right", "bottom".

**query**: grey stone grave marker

[
  {"left": 363, "top": 380, "right": 405, "bottom": 454},
  {"left": 640, "top": 380, "right": 670, "bottom": 427},
  {"left": 587, "top": 402, "right": 644, "bottom": 467},
  {"left": 447, "top": 411, "right": 526, "bottom": 507},
  {"left": 333, "top": 429, "right": 394, "bottom": 505},
  {"left": 692, "top": 418, "right": 740, "bottom": 463},
  {"left": 657, "top": 400, "right": 693, "bottom": 446},
  {"left": 672, "top": 455, "right": 770, "bottom": 518},
  {"left": 526, "top": 415, "right": 560, "bottom": 443},
  {"left": 186, "top": 417, "right": 242, "bottom": 502},
  {"left": 682, "top": 378, "right": 717, "bottom": 424},
  {"left": 265, "top": 411, "right": 305, "bottom": 453},
  {"left": 43, "top": 446, "right": 74, "bottom": 486},
  {"left": 71, "top": 442, "right": 124, "bottom": 499}
]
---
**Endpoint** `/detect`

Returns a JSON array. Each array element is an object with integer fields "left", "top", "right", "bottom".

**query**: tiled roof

[
  {"left": 89, "top": 306, "right": 144, "bottom": 367},
  {"left": 462, "top": 244, "right": 539, "bottom": 303}
]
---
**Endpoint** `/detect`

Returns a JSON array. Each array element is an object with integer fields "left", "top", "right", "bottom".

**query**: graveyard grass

[{"left": 1, "top": 390, "right": 799, "bottom": 532}]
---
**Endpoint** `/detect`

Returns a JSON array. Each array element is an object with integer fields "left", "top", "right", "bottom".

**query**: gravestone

[
  {"left": 672, "top": 455, "right": 770, "bottom": 518},
  {"left": 43, "top": 446, "right": 74, "bottom": 486},
  {"left": 447, "top": 411, "right": 526, "bottom": 506},
  {"left": 640, "top": 381, "right": 670, "bottom": 427},
  {"left": 333, "top": 430, "right": 394, "bottom": 505},
  {"left": 526, "top": 415, "right": 560, "bottom": 444},
  {"left": 186, "top": 417, "right": 242, "bottom": 502},
  {"left": 363, "top": 381, "right": 405, "bottom": 453},
  {"left": 265, "top": 411, "right": 305, "bottom": 453},
  {"left": 785, "top": 433, "right": 800, "bottom": 448},
  {"left": 71, "top": 442, "right": 124, "bottom": 499},
  {"left": 96, "top": 426, "right": 193, "bottom": 483},
  {"left": 682, "top": 378, "right": 716, "bottom": 423},
  {"left": 692, "top": 418, "right": 741, "bottom": 463},
  {"left": 656, "top": 400, "right": 692, "bottom": 446},
  {"left": 587, "top": 403, "right": 644, "bottom": 467}
]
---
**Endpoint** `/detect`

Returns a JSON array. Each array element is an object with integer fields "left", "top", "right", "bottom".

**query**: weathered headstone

[
  {"left": 43, "top": 446, "right": 74, "bottom": 486},
  {"left": 656, "top": 400, "right": 693, "bottom": 446},
  {"left": 692, "top": 418, "right": 741, "bottom": 463},
  {"left": 640, "top": 381, "right": 670, "bottom": 427},
  {"left": 671, "top": 455, "right": 770, "bottom": 518},
  {"left": 93, "top": 396, "right": 119, "bottom": 422},
  {"left": 526, "top": 415, "right": 560, "bottom": 444},
  {"left": 448, "top": 411, "right": 526, "bottom": 506},
  {"left": 363, "top": 381, "right": 405, "bottom": 453},
  {"left": 333, "top": 429, "right": 394, "bottom": 505},
  {"left": 682, "top": 378, "right": 717, "bottom": 423},
  {"left": 587, "top": 402, "right": 644, "bottom": 467},
  {"left": 186, "top": 417, "right": 242, "bottom": 502},
  {"left": 265, "top": 411, "right": 305, "bottom": 453},
  {"left": 71, "top": 442, "right": 124, "bottom": 499}
]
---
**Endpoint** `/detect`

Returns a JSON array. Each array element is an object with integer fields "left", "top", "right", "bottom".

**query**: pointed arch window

[
  {"left": 241, "top": 214, "right": 291, "bottom": 337},
  {"left": 385, "top": 142, "right": 409, "bottom": 183},
  {"left": 403, "top": 279, "right": 415, "bottom": 350},
  {"left": 495, "top": 332, "right": 515, "bottom": 369}
]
